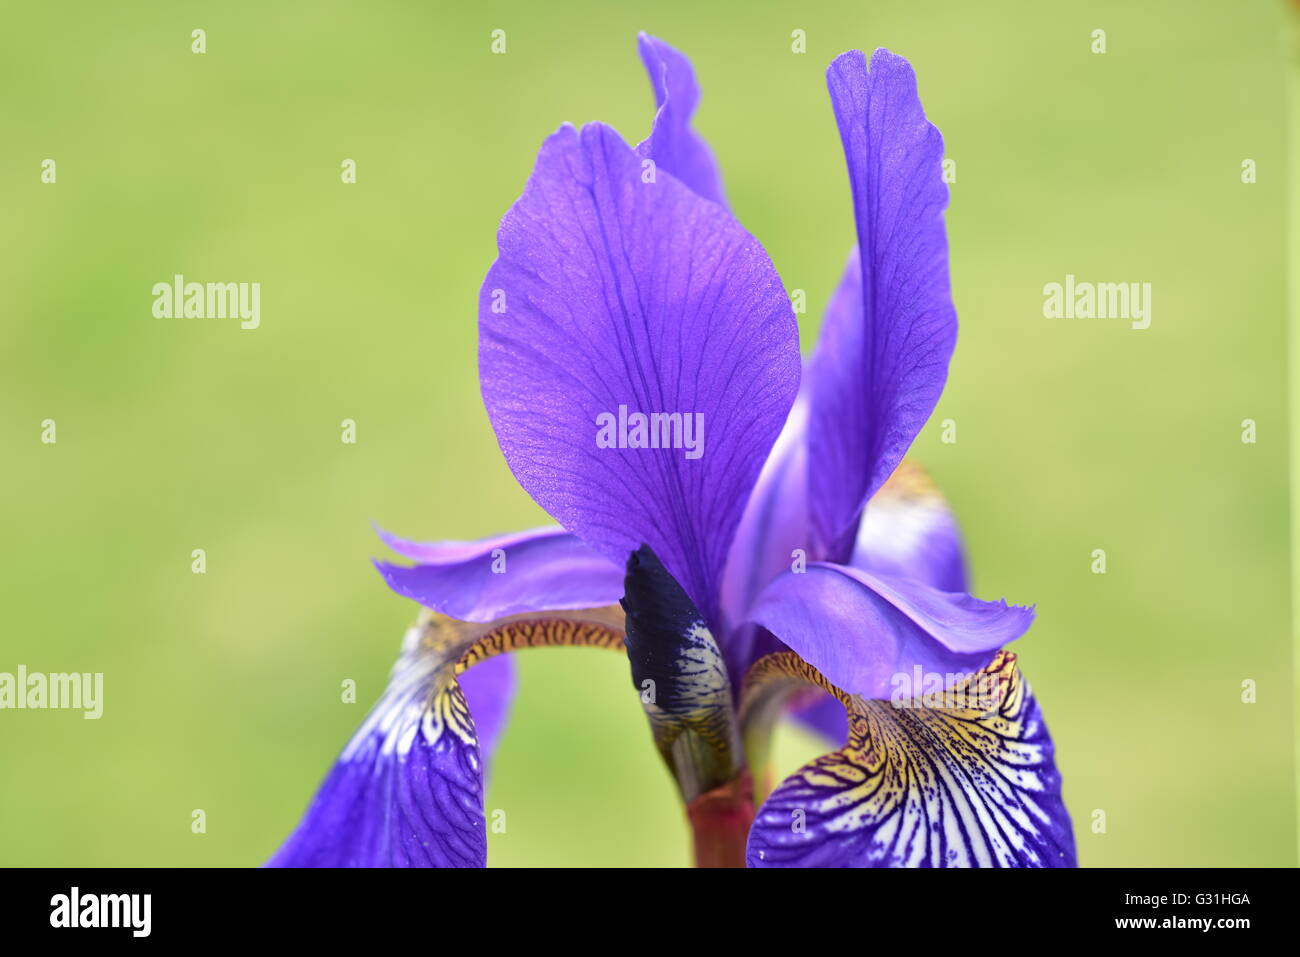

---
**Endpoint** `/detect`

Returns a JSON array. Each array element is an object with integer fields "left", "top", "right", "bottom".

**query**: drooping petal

[
  {"left": 269, "top": 608, "right": 625, "bottom": 868},
  {"left": 744, "top": 562, "right": 1033, "bottom": 699},
  {"left": 742, "top": 651, "right": 1075, "bottom": 867},
  {"left": 850, "top": 460, "right": 967, "bottom": 592},
  {"left": 479, "top": 121, "right": 800, "bottom": 626},
  {"left": 374, "top": 525, "right": 623, "bottom": 623},
  {"left": 809, "top": 51, "right": 957, "bottom": 559},
  {"left": 724, "top": 445, "right": 975, "bottom": 748},
  {"left": 457, "top": 653, "right": 516, "bottom": 758},
  {"left": 622, "top": 546, "right": 742, "bottom": 802},
  {"left": 268, "top": 618, "right": 488, "bottom": 868},
  {"left": 635, "top": 33, "right": 728, "bottom": 207}
]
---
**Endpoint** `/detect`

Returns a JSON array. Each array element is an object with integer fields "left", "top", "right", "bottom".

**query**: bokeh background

[{"left": 2, "top": 0, "right": 1294, "bottom": 866}]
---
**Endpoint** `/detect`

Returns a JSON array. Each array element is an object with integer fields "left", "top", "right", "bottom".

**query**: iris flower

[{"left": 271, "top": 34, "right": 1075, "bottom": 868}]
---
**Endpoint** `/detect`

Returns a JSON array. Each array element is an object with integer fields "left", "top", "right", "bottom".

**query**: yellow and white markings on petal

[
  {"left": 741, "top": 651, "right": 1073, "bottom": 867},
  {"left": 349, "top": 607, "right": 626, "bottom": 760}
]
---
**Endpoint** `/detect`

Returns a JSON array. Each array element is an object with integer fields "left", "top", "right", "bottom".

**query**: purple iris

[{"left": 270, "top": 34, "right": 1075, "bottom": 868}]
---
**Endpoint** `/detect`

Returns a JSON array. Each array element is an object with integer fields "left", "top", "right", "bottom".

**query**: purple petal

[
  {"left": 635, "top": 33, "right": 727, "bottom": 207},
  {"left": 784, "top": 462, "right": 968, "bottom": 743},
  {"left": 457, "top": 653, "right": 516, "bottom": 759},
  {"left": 376, "top": 524, "right": 565, "bottom": 564},
  {"left": 809, "top": 50, "right": 957, "bottom": 559},
  {"left": 789, "top": 692, "right": 848, "bottom": 746},
  {"left": 479, "top": 122, "right": 800, "bottom": 626},
  {"left": 744, "top": 563, "right": 1033, "bottom": 698},
  {"left": 374, "top": 526, "right": 624, "bottom": 623},
  {"left": 748, "top": 652, "right": 1075, "bottom": 867},
  {"left": 269, "top": 629, "right": 487, "bottom": 868},
  {"left": 271, "top": 608, "right": 626, "bottom": 868},
  {"left": 851, "top": 460, "right": 967, "bottom": 592},
  {"left": 717, "top": 383, "right": 810, "bottom": 680},
  {"left": 720, "top": 383, "right": 810, "bottom": 632}
]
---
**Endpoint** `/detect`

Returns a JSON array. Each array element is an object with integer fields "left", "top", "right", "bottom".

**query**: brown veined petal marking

[
  {"left": 741, "top": 651, "right": 1076, "bottom": 867},
  {"left": 430, "top": 606, "right": 628, "bottom": 745}
]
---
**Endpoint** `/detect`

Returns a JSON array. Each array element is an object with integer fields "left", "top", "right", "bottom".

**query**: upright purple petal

[
  {"left": 635, "top": 33, "right": 727, "bottom": 207},
  {"left": 374, "top": 526, "right": 623, "bottom": 623},
  {"left": 809, "top": 51, "right": 957, "bottom": 559},
  {"left": 717, "top": 383, "right": 810, "bottom": 682},
  {"left": 720, "top": 383, "right": 810, "bottom": 632},
  {"left": 744, "top": 563, "right": 1033, "bottom": 699},
  {"left": 479, "top": 122, "right": 800, "bottom": 626},
  {"left": 851, "top": 460, "right": 967, "bottom": 592}
]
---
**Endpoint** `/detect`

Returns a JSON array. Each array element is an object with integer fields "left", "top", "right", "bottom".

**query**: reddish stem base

[{"left": 686, "top": 770, "right": 756, "bottom": 868}]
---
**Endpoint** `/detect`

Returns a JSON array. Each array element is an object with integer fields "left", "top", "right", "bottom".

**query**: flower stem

[{"left": 686, "top": 769, "right": 755, "bottom": 868}]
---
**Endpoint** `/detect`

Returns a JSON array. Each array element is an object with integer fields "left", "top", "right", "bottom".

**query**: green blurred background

[{"left": 1, "top": 0, "right": 1294, "bottom": 867}]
